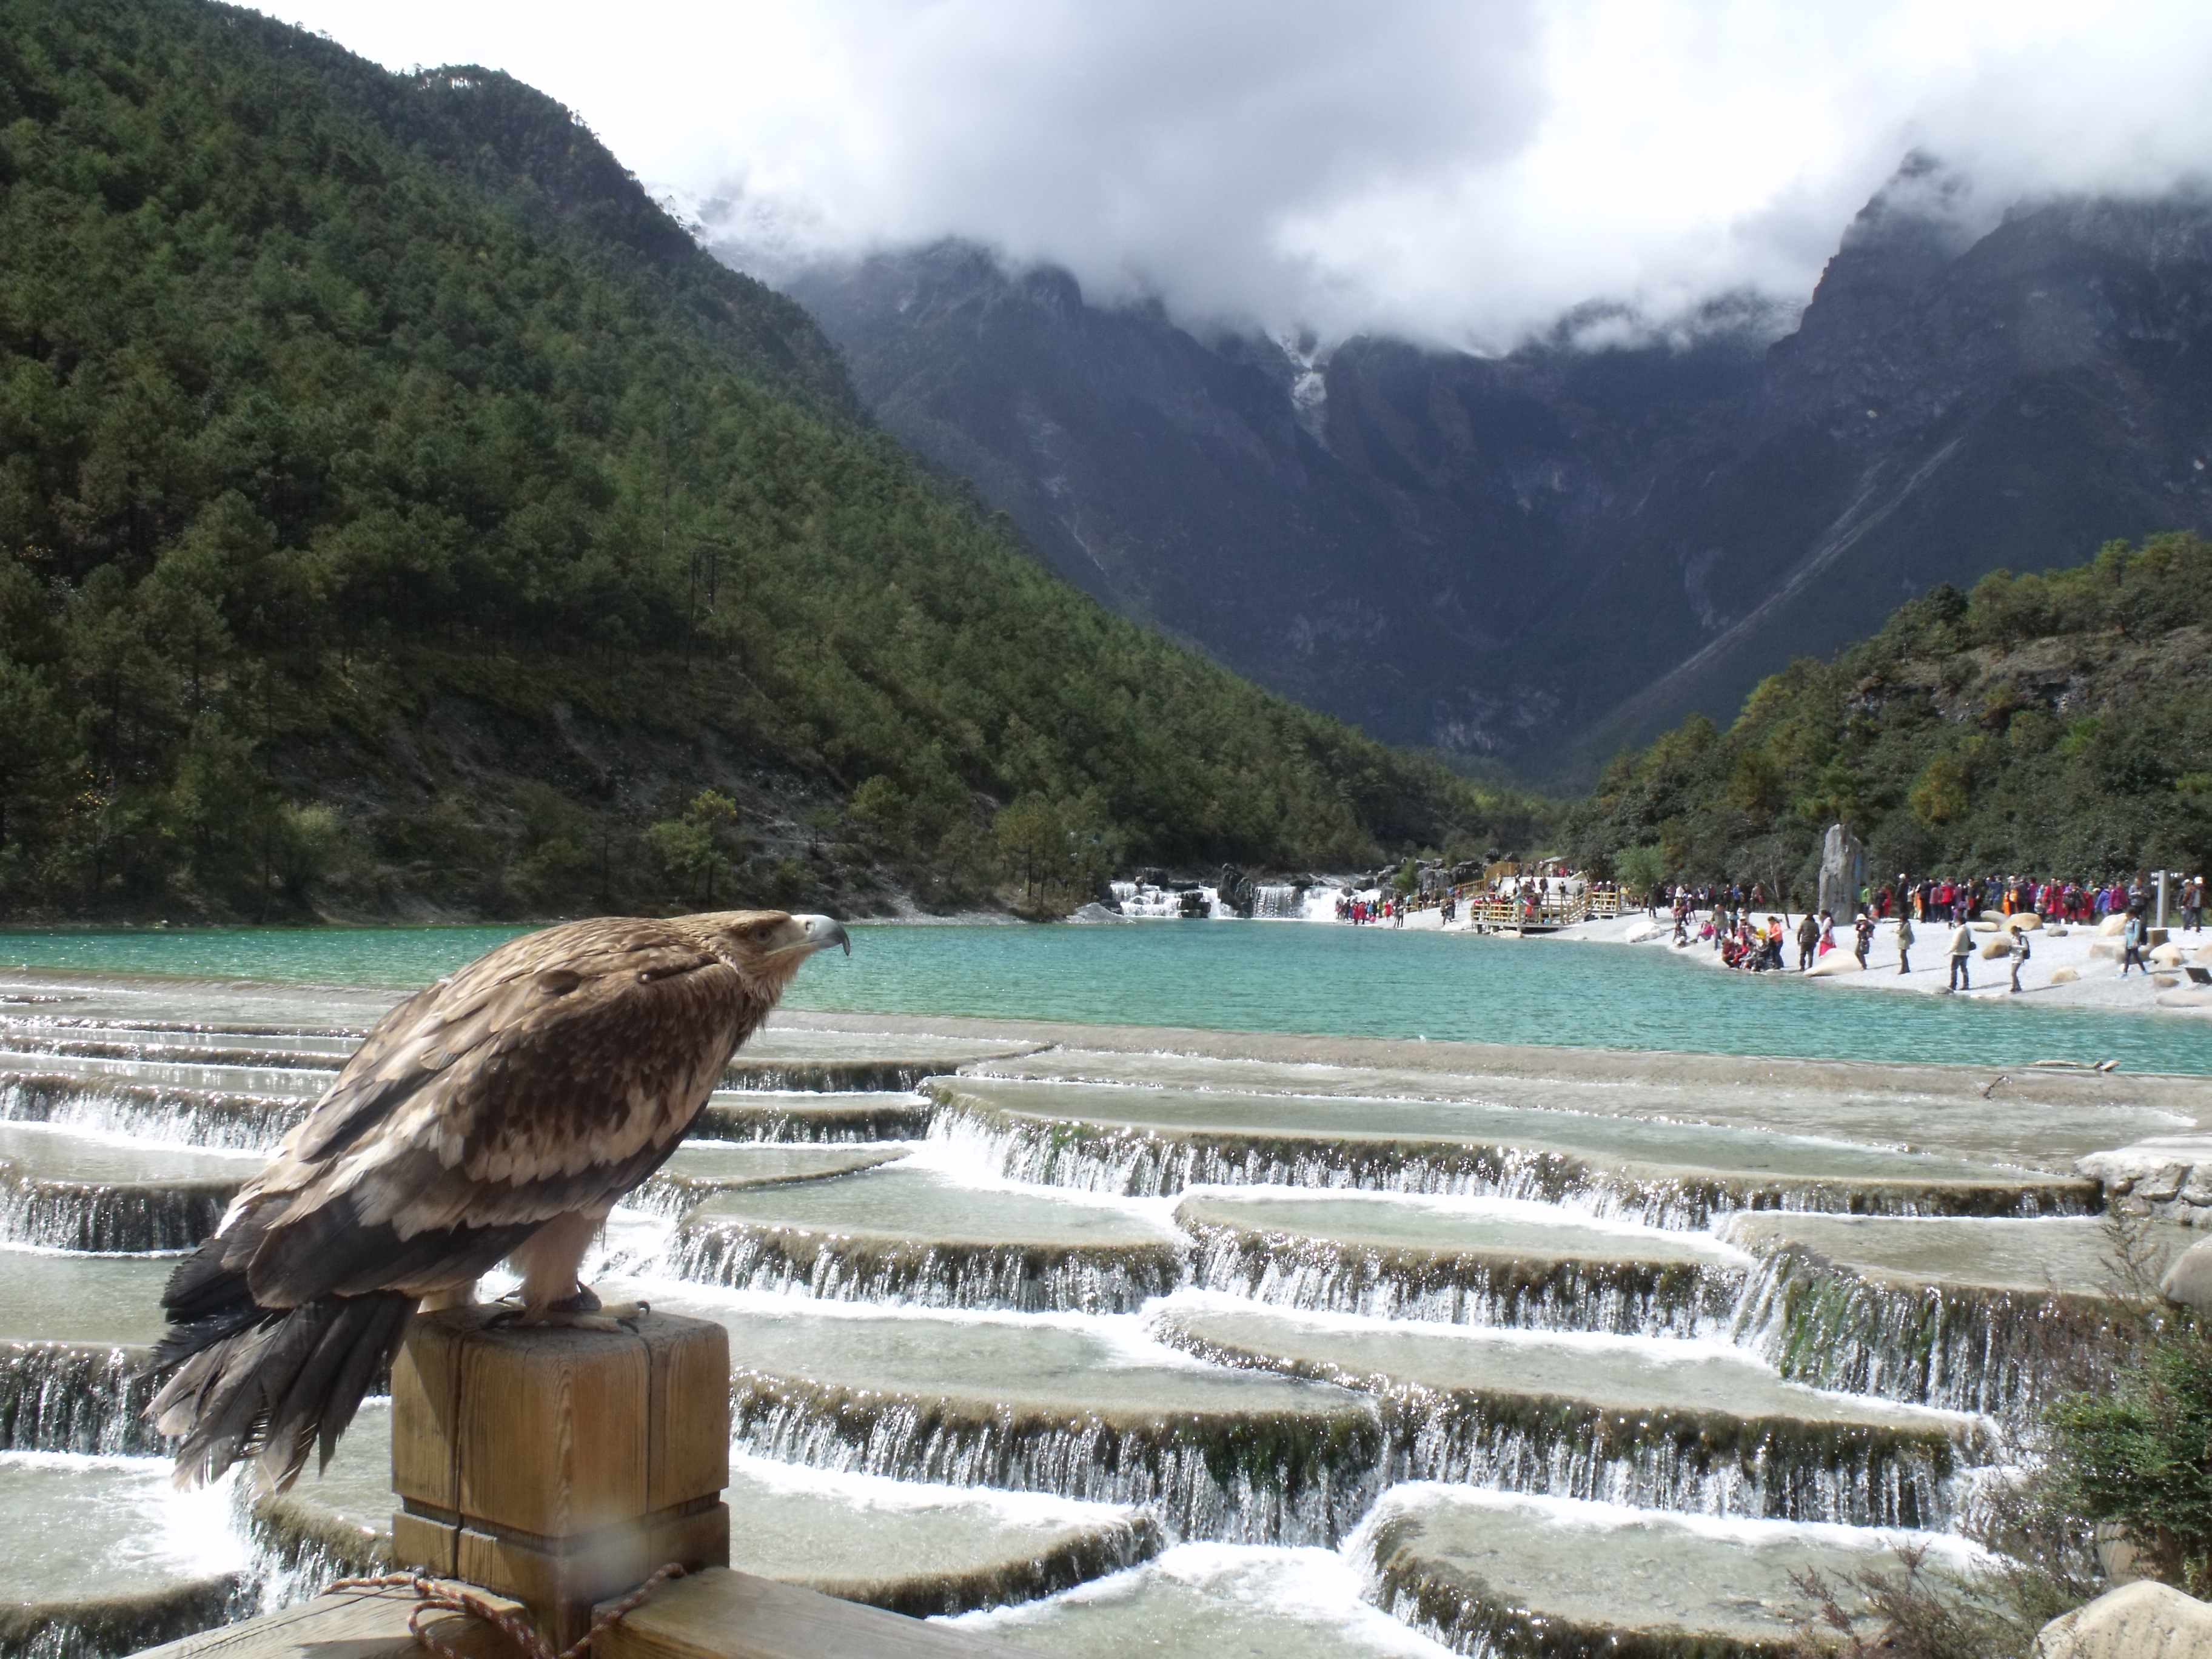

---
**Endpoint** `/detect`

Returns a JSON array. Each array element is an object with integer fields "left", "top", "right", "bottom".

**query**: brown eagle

[{"left": 149, "top": 909, "right": 848, "bottom": 1490}]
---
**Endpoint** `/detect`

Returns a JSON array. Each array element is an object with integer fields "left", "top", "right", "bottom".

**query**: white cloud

[{"left": 260, "top": 0, "right": 2212, "bottom": 349}]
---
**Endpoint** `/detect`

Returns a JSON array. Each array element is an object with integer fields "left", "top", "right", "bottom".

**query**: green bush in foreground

[
  {"left": 1795, "top": 1222, "right": 2207, "bottom": 1659},
  {"left": 2047, "top": 1319, "right": 2212, "bottom": 1597}
]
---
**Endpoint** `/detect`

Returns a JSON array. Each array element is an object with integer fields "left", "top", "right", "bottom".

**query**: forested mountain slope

[
  {"left": 0, "top": 0, "right": 1524, "bottom": 922},
  {"left": 788, "top": 167, "right": 2212, "bottom": 784},
  {"left": 1561, "top": 535, "right": 2212, "bottom": 897}
]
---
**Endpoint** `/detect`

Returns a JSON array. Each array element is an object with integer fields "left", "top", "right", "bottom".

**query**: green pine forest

[
  {"left": 4, "top": 0, "right": 2202, "bottom": 929},
  {"left": 1566, "top": 534, "right": 2212, "bottom": 900},
  {"left": 0, "top": 0, "right": 1535, "bottom": 923}
]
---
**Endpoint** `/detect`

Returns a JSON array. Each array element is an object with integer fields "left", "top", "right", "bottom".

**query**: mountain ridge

[{"left": 776, "top": 172, "right": 2212, "bottom": 785}]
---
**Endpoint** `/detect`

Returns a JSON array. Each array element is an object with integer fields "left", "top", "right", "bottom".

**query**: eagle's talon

[
  {"left": 497, "top": 1289, "right": 646, "bottom": 1332},
  {"left": 541, "top": 1311, "right": 631, "bottom": 1333}
]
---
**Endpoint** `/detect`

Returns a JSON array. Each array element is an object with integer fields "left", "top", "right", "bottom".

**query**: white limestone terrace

[
  {"left": 948, "top": 1541, "right": 1460, "bottom": 1658},
  {"left": 0, "top": 1455, "right": 245, "bottom": 1642},
  {"left": 1350, "top": 1487, "right": 1989, "bottom": 1659},
  {"left": 666, "top": 1163, "right": 1184, "bottom": 1311},
  {"left": 1, "top": 992, "right": 2210, "bottom": 1657},
  {"left": 0, "top": 970, "right": 1047, "bottom": 1064},
  {"left": 948, "top": 1050, "right": 2193, "bottom": 1175},
  {"left": 927, "top": 1074, "right": 2098, "bottom": 1224}
]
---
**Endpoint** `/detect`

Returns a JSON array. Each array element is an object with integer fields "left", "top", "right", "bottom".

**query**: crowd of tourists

[
  {"left": 1327, "top": 868, "right": 2210, "bottom": 990},
  {"left": 1653, "top": 871, "right": 2205, "bottom": 993},
  {"left": 1869, "top": 874, "right": 2203, "bottom": 927},
  {"left": 1337, "top": 893, "right": 1403, "bottom": 925}
]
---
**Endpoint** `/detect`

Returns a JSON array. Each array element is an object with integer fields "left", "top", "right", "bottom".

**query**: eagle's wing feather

[
  {"left": 227, "top": 919, "right": 745, "bottom": 1308},
  {"left": 286, "top": 919, "right": 709, "bottom": 1161}
]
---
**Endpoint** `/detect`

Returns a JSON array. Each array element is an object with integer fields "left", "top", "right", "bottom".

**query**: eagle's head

[{"left": 684, "top": 910, "right": 851, "bottom": 995}]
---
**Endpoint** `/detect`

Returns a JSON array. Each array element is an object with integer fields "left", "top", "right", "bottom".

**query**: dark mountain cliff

[
  {"left": 1557, "top": 185, "right": 2212, "bottom": 776},
  {"left": 779, "top": 247, "right": 1475, "bottom": 739},
  {"left": 783, "top": 169, "right": 2212, "bottom": 785}
]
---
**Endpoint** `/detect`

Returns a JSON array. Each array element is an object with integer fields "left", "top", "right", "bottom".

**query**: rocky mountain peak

[{"left": 771, "top": 166, "right": 2212, "bottom": 786}]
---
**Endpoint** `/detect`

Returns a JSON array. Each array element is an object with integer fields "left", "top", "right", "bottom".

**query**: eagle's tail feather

[{"left": 150, "top": 1271, "right": 415, "bottom": 1491}]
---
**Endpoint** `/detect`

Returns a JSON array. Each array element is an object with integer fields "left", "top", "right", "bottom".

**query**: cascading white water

[
  {"left": 1721, "top": 1244, "right": 2108, "bottom": 1419},
  {"left": 1184, "top": 1225, "right": 1741, "bottom": 1339},
  {"left": 1108, "top": 880, "right": 1231, "bottom": 919},
  {"left": 732, "top": 1394, "right": 1387, "bottom": 1549},
  {"left": 669, "top": 1227, "right": 1182, "bottom": 1313},
  {"left": 0, "top": 1347, "right": 167, "bottom": 1457},
  {"left": 923, "top": 1104, "right": 2070, "bottom": 1229},
  {"left": 0, "top": 977, "right": 2127, "bottom": 1656}
]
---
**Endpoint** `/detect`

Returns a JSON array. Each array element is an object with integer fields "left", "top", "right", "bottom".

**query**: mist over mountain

[{"left": 781, "top": 166, "right": 2212, "bottom": 786}]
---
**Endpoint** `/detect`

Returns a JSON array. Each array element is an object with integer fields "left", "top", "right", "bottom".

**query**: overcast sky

[{"left": 264, "top": 1, "right": 2212, "bottom": 350}]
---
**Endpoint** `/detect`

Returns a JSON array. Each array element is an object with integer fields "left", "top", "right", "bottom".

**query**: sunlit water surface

[{"left": 0, "top": 922, "right": 2202, "bottom": 1073}]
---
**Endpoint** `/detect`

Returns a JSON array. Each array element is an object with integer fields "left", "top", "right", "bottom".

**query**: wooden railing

[
  {"left": 141, "top": 1310, "right": 1035, "bottom": 1659},
  {"left": 1415, "top": 886, "right": 1624, "bottom": 929}
]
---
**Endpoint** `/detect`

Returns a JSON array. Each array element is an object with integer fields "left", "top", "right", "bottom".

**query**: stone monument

[{"left": 1817, "top": 823, "right": 1865, "bottom": 918}]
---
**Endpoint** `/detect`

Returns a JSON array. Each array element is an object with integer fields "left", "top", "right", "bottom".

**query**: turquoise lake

[{"left": 0, "top": 922, "right": 2204, "bottom": 1074}]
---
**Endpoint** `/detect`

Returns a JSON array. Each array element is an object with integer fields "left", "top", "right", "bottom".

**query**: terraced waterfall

[{"left": 0, "top": 964, "right": 2204, "bottom": 1658}]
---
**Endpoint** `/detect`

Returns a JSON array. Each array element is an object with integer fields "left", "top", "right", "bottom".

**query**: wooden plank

[
  {"left": 392, "top": 1509, "right": 461, "bottom": 1577},
  {"left": 645, "top": 1316, "right": 729, "bottom": 1512},
  {"left": 595, "top": 1569, "right": 1049, "bottom": 1659},
  {"left": 391, "top": 1312, "right": 466, "bottom": 1511},
  {"left": 129, "top": 1584, "right": 527, "bottom": 1659},
  {"left": 459, "top": 1320, "right": 649, "bottom": 1536}
]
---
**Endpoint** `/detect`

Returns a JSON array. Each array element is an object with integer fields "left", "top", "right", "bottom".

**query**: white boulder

[
  {"left": 2035, "top": 1580, "right": 2212, "bottom": 1659},
  {"left": 2081, "top": 1139, "right": 2212, "bottom": 1219},
  {"left": 2079, "top": 1142, "right": 2212, "bottom": 1188},
  {"left": 2163, "top": 1240, "right": 2212, "bottom": 1316},
  {"left": 1806, "top": 953, "right": 1862, "bottom": 976}
]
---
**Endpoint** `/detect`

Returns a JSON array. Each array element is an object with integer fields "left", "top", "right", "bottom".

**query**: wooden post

[{"left": 389, "top": 1306, "right": 731, "bottom": 1650}]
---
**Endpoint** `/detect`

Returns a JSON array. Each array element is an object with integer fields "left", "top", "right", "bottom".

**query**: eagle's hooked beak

[{"left": 791, "top": 914, "right": 852, "bottom": 957}]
